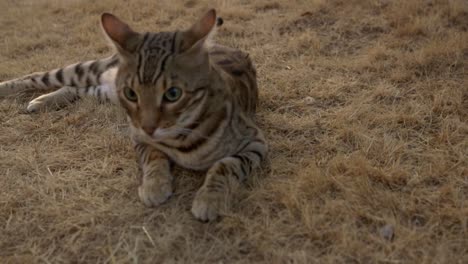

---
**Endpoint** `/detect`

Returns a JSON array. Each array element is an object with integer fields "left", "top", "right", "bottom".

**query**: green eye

[
  {"left": 124, "top": 87, "right": 138, "bottom": 102},
  {"left": 164, "top": 87, "right": 182, "bottom": 102}
]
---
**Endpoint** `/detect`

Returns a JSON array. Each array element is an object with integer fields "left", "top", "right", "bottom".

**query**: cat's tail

[{"left": 0, "top": 54, "right": 119, "bottom": 97}]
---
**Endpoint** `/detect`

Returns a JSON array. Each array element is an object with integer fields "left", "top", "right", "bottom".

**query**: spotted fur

[{"left": 0, "top": 10, "right": 267, "bottom": 221}]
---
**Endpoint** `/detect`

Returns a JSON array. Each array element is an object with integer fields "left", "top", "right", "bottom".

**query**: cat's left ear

[
  {"left": 101, "top": 13, "right": 141, "bottom": 55},
  {"left": 180, "top": 9, "right": 217, "bottom": 53}
]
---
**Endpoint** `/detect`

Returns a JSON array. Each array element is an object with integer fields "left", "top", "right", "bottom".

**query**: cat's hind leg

[{"left": 26, "top": 86, "right": 79, "bottom": 112}]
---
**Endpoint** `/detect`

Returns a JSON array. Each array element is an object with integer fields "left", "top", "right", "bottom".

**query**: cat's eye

[
  {"left": 164, "top": 87, "right": 182, "bottom": 102},
  {"left": 124, "top": 87, "right": 138, "bottom": 102}
]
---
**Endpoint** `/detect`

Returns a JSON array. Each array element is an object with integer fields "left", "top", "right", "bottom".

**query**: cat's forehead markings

[
  {"left": 145, "top": 32, "right": 174, "bottom": 51},
  {"left": 139, "top": 34, "right": 177, "bottom": 85}
]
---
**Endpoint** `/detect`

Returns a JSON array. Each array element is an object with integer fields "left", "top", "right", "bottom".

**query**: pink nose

[{"left": 142, "top": 126, "right": 156, "bottom": 136}]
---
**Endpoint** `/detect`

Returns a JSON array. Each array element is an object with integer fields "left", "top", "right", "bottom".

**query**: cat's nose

[{"left": 142, "top": 125, "right": 156, "bottom": 136}]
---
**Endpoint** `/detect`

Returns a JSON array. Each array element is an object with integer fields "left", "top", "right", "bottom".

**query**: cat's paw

[
  {"left": 191, "top": 186, "right": 225, "bottom": 222},
  {"left": 26, "top": 96, "right": 49, "bottom": 112},
  {"left": 26, "top": 88, "right": 77, "bottom": 112},
  {"left": 138, "top": 176, "right": 173, "bottom": 207}
]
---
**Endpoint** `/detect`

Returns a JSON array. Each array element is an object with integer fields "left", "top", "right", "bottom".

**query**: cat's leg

[
  {"left": 26, "top": 86, "right": 79, "bottom": 112},
  {"left": 191, "top": 138, "right": 268, "bottom": 221},
  {"left": 0, "top": 55, "right": 118, "bottom": 98},
  {"left": 27, "top": 84, "right": 119, "bottom": 112},
  {"left": 134, "top": 142, "right": 173, "bottom": 206}
]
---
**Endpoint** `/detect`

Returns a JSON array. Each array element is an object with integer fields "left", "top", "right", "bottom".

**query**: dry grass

[{"left": 0, "top": 0, "right": 467, "bottom": 263}]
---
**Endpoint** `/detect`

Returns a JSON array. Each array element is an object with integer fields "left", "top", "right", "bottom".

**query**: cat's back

[{"left": 209, "top": 44, "right": 258, "bottom": 115}]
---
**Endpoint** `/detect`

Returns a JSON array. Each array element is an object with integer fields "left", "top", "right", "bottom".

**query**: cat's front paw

[
  {"left": 191, "top": 186, "right": 226, "bottom": 222},
  {"left": 138, "top": 176, "right": 173, "bottom": 207}
]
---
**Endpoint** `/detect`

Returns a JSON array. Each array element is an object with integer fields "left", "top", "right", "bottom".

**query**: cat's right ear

[
  {"left": 101, "top": 13, "right": 141, "bottom": 55},
  {"left": 180, "top": 9, "right": 218, "bottom": 52}
]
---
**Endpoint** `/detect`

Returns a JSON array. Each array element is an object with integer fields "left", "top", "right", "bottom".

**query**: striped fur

[
  {"left": 0, "top": 10, "right": 267, "bottom": 221},
  {"left": 0, "top": 56, "right": 119, "bottom": 99}
]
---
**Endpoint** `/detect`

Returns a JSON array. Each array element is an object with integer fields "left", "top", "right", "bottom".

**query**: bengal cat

[{"left": 0, "top": 10, "right": 267, "bottom": 221}]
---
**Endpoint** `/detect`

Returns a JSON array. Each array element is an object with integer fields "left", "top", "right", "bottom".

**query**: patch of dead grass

[{"left": 0, "top": 0, "right": 467, "bottom": 263}]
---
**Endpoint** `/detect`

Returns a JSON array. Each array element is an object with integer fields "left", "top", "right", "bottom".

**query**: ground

[{"left": 0, "top": 0, "right": 467, "bottom": 263}]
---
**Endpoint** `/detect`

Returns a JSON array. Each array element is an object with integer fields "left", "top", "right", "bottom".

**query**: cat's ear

[
  {"left": 101, "top": 13, "right": 141, "bottom": 54},
  {"left": 180, "top": 9, "right": 217, "bottom": 52}
]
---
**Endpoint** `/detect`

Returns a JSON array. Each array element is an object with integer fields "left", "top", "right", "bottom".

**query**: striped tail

[{"left": 0, "top": 55, "right": 119, "bottom": 97}]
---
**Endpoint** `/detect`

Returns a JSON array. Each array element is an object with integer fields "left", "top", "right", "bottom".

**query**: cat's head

[{"left": 100, "top": 10, "right": 221, "bottom": 140}]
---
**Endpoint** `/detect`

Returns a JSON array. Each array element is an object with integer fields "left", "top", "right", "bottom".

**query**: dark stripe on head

[
  {"left": 136, "top": 33, "right": 149, "bottom": 84},
  {"left": 152, "top": 53, "right": 170, "bottom": 84},
  {"left": 137, "top": 52, "right": 143, "bottom": 84},
  {"left": 138, "top": 33, "right": 149, "bottom": 51},
  {"left": 147, "top": 34, "right": 158, "bottom": 47}
]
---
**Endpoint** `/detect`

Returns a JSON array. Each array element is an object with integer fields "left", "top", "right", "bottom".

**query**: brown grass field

[{"left": 0, "top": 0, "right": 467, "bottom": 263}]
